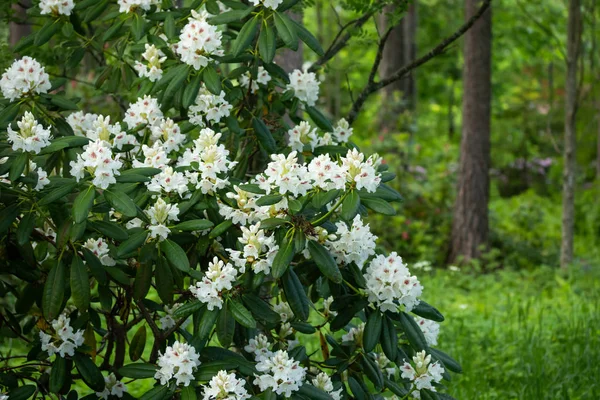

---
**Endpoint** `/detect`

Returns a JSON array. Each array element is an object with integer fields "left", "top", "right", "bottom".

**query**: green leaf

[
  {"left": 207, "top": 8, "right": 253, "bottom": 25},
  {"left": 173, "top": 300, "right": 205, "bottom": 319},
  {"left": 273, "top": 12, "right": 298, "bottom": 50},
  {"left": 103, "top": 19, "right": 125, "bottom": 41},
  {"left": 363, "top": 311, "right": 382, "bottom": 353},
  {"left": 155, "top": 257, "right": 174, "bottom": 304},
  {"left": 49, "top": 356, "right": 67, "bottom": 393},
  {"left": 209, "top": 220, "right": 233, "bottom": 239},
  {"left": 258, "top": 23, "right": 276, "bottom": 63},
  {"left": 116, "top": 230, "right": 147, "bottom": 258},
  {"left": 255, "top": 194, "right": 283, "bottom": 207},
  {"left": 181, "top": 386, "right": 197, "bottom": 400},
  {"left": 252, "top": 118, "right": 276, "bottom": 153},
  {"left": 233, "top": 16, "right": 259, "bottom": 56},
  {"left": 35, "top": 20, "right": 61, "bottom": 46},
  {"left": 198, "top": 308, "right": 219, "bottom": 340},
  {"left": 361, "top": 355, "right": 384, "bottom": 390},
  {"left": 38, "top": 182, "right": 78, "bottom": 206},
  {"left": 242, "top": 294, "right": 281, "bottom": 325},
  {"left": 330, "top": 297, "right": 369, "bottom": 331},
  {"left": 297, "top": 384, "right": 333, "bottom": 400},
  {"left": 290, "top": 321, "right": 316, "bottom": 334},
  {"left": 381, "top": 316, "right": 398, "bottom": 361},
  {"left": 306, "top": 106, "right": 333, "bottom": 132},
  {"left": 140, "top": 385, "right": 170, "bottom": 400},
  {"left": 43, "top": 261, "right": 66, "bottom": 321},
  {"left": 258, "top": 218, "right": 288, "bottom": 230},
  {"left": 104, "top": 189, "right": 137, "bottom": 217},
  {"left": 119, "top": 363, "right": 158, "bottom": 379},
  {"left": 121, "top": 167, "right": 162, "bottom": 177},
  {"left": 202, "top": 66, "right": 221, "bottom": 96},
  {"left": 0, "top": 102, "right": 21, "bottom": 129},
  {"left": 16, "top": 211, "right": 36, "bottom": 246},
  {"left": 131, "top": 13, "right": 147, "bottom": 41},
  {"left": 160, "top": 239, "right": 190, "bottom": 272},
  {"left": 183, "top": 73, "right": 202, "bottom": 109},
  {"left": 384, "top": 377, "right": 409, "bottom": 397},
  {"left": 341, "top": 190, "right": 360, "bottom": 221},
  {"left": 163, "top": 65, "right": 189, "bottom": 106},
  {"left": 311, "top": 190, "right": 340, "bottom": 209},
  {"left": 217, "top": 301, "right": 235, "bottom": 347},
  {"left": 133, "top": 258, "right": 153, "bottom": 300},
  {"left": 39, "top": 136, "right": 90, "bottom": 155},
  {"left": 174, "top": 219, "right": 214, "bottom": 232},
  {"left": 73, "top": 186, "right": 95, "bottom": 223},
  {"left": 0, "top": 204, "right": 19, "bottom": 234},
  {"left": 9, "top": 152, "right": 27, "bottom": 182},
  {"left": 347, "top": 377, "right": 366, "bottom": 400},
  {"left": 129, "top": 325, "right": 147, "bottom": 362},
  {"left": 281, "top": 268, "right": 309, "bottom": 321},
  {"left": 237, "top": 184, "right": 266, "bottom": 194},
  {"left": 412, "top": 300, "right": 445, "bottom": 322},
  {"left": 8, "top": 385, "right": 36, "bottom": 400},
  {"left": 70, "top": 255, "right": 90, "bottom": 311},
  {"left": 89, "top": 220, "right": 129, "bottom": 241},
  {"left": 164, "top": 14, "right": 176, "bottom": 39},
  {"left": 228, "top": 299, "right": 257, "bottom": 328},
  {"left": 361, "top": 197, "right": 396, "bottom": 216},
  {"left": 399, "top": 312, "right": 428, "bottom": 351},
  {"left": 115, "top": 174, "right": 151, "bottom": 183},
  {"left": 429, "top": 348, "right": 462, "bottom": 373},
  {"left": 74, "top": 354, "right": 105, "bottom": 392},
  {"left": 290, "top": 19, "right": 324, "bottom": 56},
  {"left": 50, "top": 95, "right": 79, "bottom": 111},
  {"left": 272, "top": 234, "right": 295, "bottom": 279},
  {"left": 307, "top": 240, "right": 342, "bottom": 283}
]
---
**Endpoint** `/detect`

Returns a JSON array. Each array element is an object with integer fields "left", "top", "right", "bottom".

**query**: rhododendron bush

[{"left": 0, "top": 1, "right": 461, "bottom": 399}]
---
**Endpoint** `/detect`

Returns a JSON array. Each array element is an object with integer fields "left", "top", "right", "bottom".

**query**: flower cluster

[
  {"left": 96, "top": 373, "right": 127, "bottom": 400},
  {"left": 155, "top": 341, "right": 201, "bottom": 386},
  {"left": 177, "top": 11, "right": 223, "bottom": 70},
  {"left": 67, "top": 111, "right": 99, "bottom": 136},
  {"left": 202, "top": 370, "right": 250, "bottom": 400},
  {"left": 124, "top": 96, "right": 164, "bottom": 129},
  {"left": 287, "top": 68, "right": 320, "bottom": 107},
  {"left": 342, "top": 148, "right": 382, "bottom": 192},
  {"left": 70, "top": 139, "right": 123, "bottom": 189},
  {"left": 40, "top": 0, "right": 75, "bottom": 16},
  {"left": 364, "top": 252, "right": 423, "bottom": 313},
  {"left": 150, "top": 118, "right": 186, "bottom": 152},
  {"left": 253, "top": 350, "right": 306, "bottom": 397},
  {"left": 83, "top": 237, "right": 116, "bottom": 266},
  {"left": 244, "top": 333, "right": 272, "bottom": 362},
  {"left": 400, "top": 351, "right": 444, "bottom": 395},
  {"left": 145, "top": 197, "right": 180, "bottom": 241},
  {"left": 239, "top": 66, "right": 272, "bottom": 94},
  {"left": 415, "top": 317, "right": 440, "bottom": 346},
  {"left": 135, "top": 44, "right": 167, "bottom": 82},
  {"left": 118, "top": 0, "right": 161, "bottom": 13},
  {"left": 189, "top": 86, "right": 232, "bottom": 127},
  {"left": 39, "top": 314, "right": 84, "bottom": 358},
  {"left": 190, "top": 257, "right": 238, "bottom": 310},
  {"left": 7, "top": 112, "right": 52, "bottom": 154},
  {"left": 326, "top": 215, "right": 377, "bottom": 268},
  {"left": 288, "top": 121, "right": 319, "bottom": 152},
  {"left": 227, "top": 223, "right": 279, "bottom": 274},
  {"left": 249, "top": 0, "right": 283, "bottom": 9},
  {"left": 1, "top": 57, "right": 51, "bottom": 101},
  {"left": 312, "top": 372, "right": 342, "bottom": 400}
]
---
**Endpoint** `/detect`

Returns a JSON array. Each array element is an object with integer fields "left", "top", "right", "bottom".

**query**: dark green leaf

[
  {"left": 164, "top": 14, "right": 176, "bottom": 39},
  {"left": 163, "top": 65, "right": 189, "bottom": 106},
  {"left": 207, "top": 8, "right": 253, "bottom": 25},
  {"left": 307, "top": 240, "right": 342, "bottom": 283},
  {"left": 361, "top": 197, "right": 396, "bottom": 216},
  {"left": 399, "top": 312, "right": 428, "bottom": 351},
  {"left": 155, "top": 257, "right": 174, "bottom": 304},
  {"left": 363, "top": 311, "right": 382, "bottom": 353},
  {"left": 180, "top": 386, "right": 197, "bottom": 400},
  {"left": 73, "top": 186, "right": 95, "bottom": 223},
  {"left": 233, "top": 16, "right": 259, "bottom": 56},
  {"left": 297, "top": 384, "right": 332, "bottom": 400},
  {"left": 38, "top": 182, "right": 78, "bottom": 206},
  {"left": 429, "top": 348, "right": 462, "bottom": 373},
  {"left": 119, "top": 363, "right": 157, "bottom": 379},
  {"left": 174, "top": 219, "right": 214, "bottom": 232},
  {"left": 74, "top": 354, "right": 105, "bottom": 392},
  {"left": 8, "top": 385, "right": 36, "bottom": 400},
  {"left": 35, "top": 20, "right": 61, "bottom": 46},
  {"left": 183, "top": 73, "right": 202, "bottom": 109},
  {"left": 290, "top": 19, "right": 324, "bottom": 56},
  {"left": 104, "top": 190, "right": 137, "bottom": 217},
  {"left": 311, "top": 190, "right": 340, "bottom": 209},
  {"left": 306, "top": 106, "right": 333, "bottom": 132},
  {"left": 50, "top": 95, "right": 79, "bottom": 111},
  {"left": 209, "top": 220, "right": 233, "bottom": 239},
  {"left": 258, "top": 218, "right": 288, "bottom": 230},
  {"left": 140, "top": 385, "right": 170, "bottom": 400},
  {"left": 202, "top": 65, "right": 222, "bottom": 95},
  {"left": 273, "top": 12, "right": 298, "bottom": 50},
  {"left": 43, "top": 261, "right": 66, "bottom": 320},
  {"left": 412, "top": 301, "right": 445, "bottom": 322},
  {"left": 281, "top": 268, "right": 309, "bottom": 321},
  {"left": 198, "top": 308, "right": 219, "bottom": 340},
  {"left": 341, "top": 190, "right": 360, "bottom": 221},
  {"left": 49, "top": 356, "right": 67, "bottom": 393},
  {"left": 242, "top": 294, "right": 281, "bottom": 325},
  {"left": 133, "top": 259, "right": 153, "bottom": 300},
  {"left": 255, "top": 194, "right": 283, "bottom": 207},
  {"left": 217, "top": 301, "right": 235, "bottom": 347},
  {"left": 272, "top": 234, "right": 295, "bottom": 279},
  {"left": 39, "top": 137, "right": 90, "bottom": 155},
  {"left": 160, "top": 239, "right": 190, "bottom": 272},
  {"left": 117, "top": 230, "right": 147, "bottom": 258},
  {"left": 381, "top": 316, "right": 398, "bottom": 361},
  {"left": 173, "top": 300, "right": 205, "bottom": 319},
  {"left": 384, "top": 377, "right": 409, "bottom": 397},
  {"left": 70, "top": 255, "right": 90, "bottom": 310},
  {"left": 228, "top": 299, "right": 257, "bottom": 328},
  {"left": 131, "top": 13, "right": 147, "bottom": 41},
  {"left": 252, "top": 118, "right": 276, "bottom": 153},
  {"left": 16, "top": 211, "right": 36, "bottom": 246},
  {"left": 9, "top": 152, "right": 27, "bottom": 182},
  {"left": 89, "top": 220, "right": 129, "bottom": 241},
  {"left": 361, "top": 354, "right": 384, "bottom": 390},
  {"left": 129, "top": 325, "right": 147, "bottom": 361},
  {"left": 258, "top": 23, "right": 276, "bottom": 63}
]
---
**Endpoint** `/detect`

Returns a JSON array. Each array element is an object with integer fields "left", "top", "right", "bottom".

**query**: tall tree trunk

[
  {"left": 9, "top": 0, "right": 31, "bottom": 47},
  {"left": 449, "top": 0, "right": 492, "bottom": 264},
  {"left": 378, "top": 2, "right": 418, "bottom": 132},
  {"left": 561, "top": 0, "right": 582, "bottom": 268}
]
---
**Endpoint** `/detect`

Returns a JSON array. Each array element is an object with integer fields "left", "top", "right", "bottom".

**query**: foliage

[{"left": 0, "top": 1, "right": 460, "bottom": 400}]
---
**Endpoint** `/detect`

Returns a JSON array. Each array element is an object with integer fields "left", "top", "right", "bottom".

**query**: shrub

[{"left": 0, "top": 1, "right": 460, "bottom": 400}]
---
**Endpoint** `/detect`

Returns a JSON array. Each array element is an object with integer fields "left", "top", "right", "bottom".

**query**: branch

[
  {"left": 346, "top": 0, "right": 493, "bottom": 124},
  {"left": 367, "top": 27, "right": 394, "bottom": 85}
]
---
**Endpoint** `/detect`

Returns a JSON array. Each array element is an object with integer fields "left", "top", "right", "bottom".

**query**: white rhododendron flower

[
  {"left": 190, "top": 257, "right": 238, "bottom": 310},
  {"left": 341, "top": 149, "right": 382, "bottom": 193},
  {"left": 244, "top": 333, "right": 272, "bottom": 362},
  {"left": 118, "top": 0, "right": 161, "bottom": 13},
  {"left": 415, "top": 317, "right": 440, "bottom": 346},
  {"left": 400, "top": 351, "right": 445, "bottom": 394},
  {"left": 96, "top": 373, "right": 127, "bottom": 399},
  {"left": 189, "top": 86, "right": 232, "bottom": 127},
  {"left": 202, "top": 370, "right": 250, "bottom": 400},
  {"left": 239, "top": 66, "right": 272, "bottom": 93},
  {"left": 322, "top": 296, "right": 337, "bottom": 317},
  {"left": 341, "top": 323, "right": 365, "bottom": 345},
  {"left": 227, "top": 222, "right": 278, "bottom": 274},
  {"left": 288, "top": 121, "right": 319, "bottom": 152},
  {"left": 83, "top": 238, "right": 116, "bottom": 266},
  {"left": 150, "top": 118, "right": 186, "bottom": 152},
  {"left": 39, "top": 314, "right": 85, "bottom": 358},
  {"left": 31, "top": 161, "right": 50, "bottom": 190},
  {"left": 374, "top": 353, "right": 396, "bottom": 378},
  {"left": 124, "top": 96, "right": 164, "bottom": 129},
  {"left": 253, "top": 350, "right": 306, "bottom": 397},
  {"left": 134, "top": 142, "right": 169, "bottom": 169},
  {"left": 307, "top": 154, "right": 346, "bottom": 191},
  {"left": 70, "top": 139, "right": 123, "bottom": 189},
  {"left": 145, "top": 197, "right": 180, "bottom": 241},
  {"left": 287, "top": 68, "right": 320, "bottom": 107},
  {"left": 312, "top": 372, "right": 342, "bottom": 400},
  {"left": 67, "top": 111, "right": 99, "bottom": 137},
  {"left": 326, "top": 215, "right": 377, "bottom": 268},
  {"left": 135, "top": 44, "right": 167, "bottom": 82},
  {"left": 177, "top": 11, "right": 223, "bottom": 70},
  {"left": 1, "top": 57, "right": 51, "bottom": 101},
  {"left": 332, "top": 118, "right": 353, "bottom": 143},
  {"left": 364, "top": 252, "right": 423, "bottom": 313},
  {"left": 40, "top": 0, "right": 74, "bottom": 16},
  {"left": 155, "top": 341, "right": 200, "bottom": 386},
  {"left": 147, "top": 166, "right": 189, "bottom": 198},
  {"left": 249, "top": 0, "right": 283, "bottom": 9},
  {"left": 257, "top": 152, "right": 311, "bottom": 197},
  {"left": 273, "top": 302, "right": 293, "bottom": 323},
  {"left": 7, "top": 112, "right": 52, "bottom": 154}
]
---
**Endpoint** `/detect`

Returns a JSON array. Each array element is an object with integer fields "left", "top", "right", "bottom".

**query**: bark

[
  {"left": 449, "top": 0, "right": 492, "bottom": 264},
  {"left": 378, "top": 2, "right": 418, "bottom": 131},
  {"left": 561, "top": 0, "right": 582, "bottom": 268},
  {"left": 9, "top": 0, "right": 31, "bottom": 47}
]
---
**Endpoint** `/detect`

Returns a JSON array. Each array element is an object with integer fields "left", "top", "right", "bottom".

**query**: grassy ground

[{"left": 421, "top": 266, "right": 600, "bottom": 399}]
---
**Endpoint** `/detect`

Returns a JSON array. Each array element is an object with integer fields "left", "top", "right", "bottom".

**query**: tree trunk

[
  {"left": 449, "top": 0, "right": 492, "bottom": 264},
  {"left": 561, "top": 0, "right": 582, "bottom": 268},
  {"left": 9, "top": 0, "right": 31, "bottom": 47},
  {"left": 378, "top": 2, "right": 418, "bottom": 132}
]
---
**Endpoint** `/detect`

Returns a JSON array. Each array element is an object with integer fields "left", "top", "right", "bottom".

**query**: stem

[{"left": 311, "top": 191, "right": 348, "bottom": 225}]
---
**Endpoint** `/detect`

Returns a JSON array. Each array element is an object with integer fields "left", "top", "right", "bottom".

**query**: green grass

[{"left": 420, "top": 266, "right": 600, "bottom": 399}]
